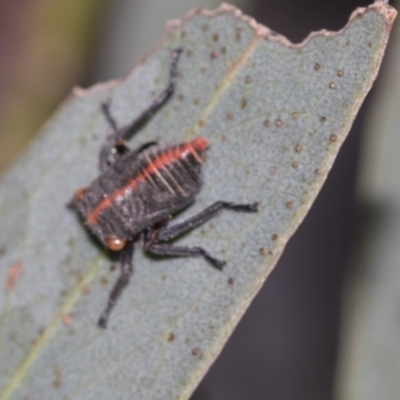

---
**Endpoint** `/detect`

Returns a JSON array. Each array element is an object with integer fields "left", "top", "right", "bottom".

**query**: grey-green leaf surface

[{"left": 0, "top": 3, "right": 395, "bottom": 399}]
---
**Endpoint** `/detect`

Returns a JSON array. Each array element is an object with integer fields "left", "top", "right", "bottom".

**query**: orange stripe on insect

[
  {"left": 191, "top": 137, "right": 209, "bottom": 153},
  {"left": 87, "top": 173, "right": 145, "bottom": 224},
  {"left": 87, "top": 138, "right": 208, "bottom": 225}
]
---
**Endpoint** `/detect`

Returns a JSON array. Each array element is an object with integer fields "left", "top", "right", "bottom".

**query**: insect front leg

[
  {"left": 144, "top": 201, "right": 258, "bottom": 270},
  {"left": 99, "top": 48, "right": 183, "bottom": 171},
  {"left": 98, "top": 241, "right": 134, "bottom": 328}
]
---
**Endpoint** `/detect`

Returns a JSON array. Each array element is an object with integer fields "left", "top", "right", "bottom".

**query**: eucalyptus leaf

[{"left": 0, "top": 2, "right": 395, "bottom": 399}]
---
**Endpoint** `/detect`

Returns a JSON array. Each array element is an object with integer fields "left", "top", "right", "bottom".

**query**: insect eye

[{"left": 106, "top": 236, "right": 126, "bottom": 251}]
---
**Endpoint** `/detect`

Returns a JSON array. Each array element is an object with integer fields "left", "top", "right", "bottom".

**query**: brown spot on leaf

[
  {"left": 212, "top": 33, "right": 219, "bottom": 41},
  {"left": 167, "top": 332, "right": 175, "bottom": 342},
  {"left": 269, "top": 166, "right": 277, "bottom": 174},
  {"left": 226, "top": 113, "right": 233, "bottom": 121},
  {"left": 5, "top": 261, "right": 22, "bottom": 291},
  {"left": 81, "top": 285, "right": 90, "bottom": 295},
  {"left": 320, "top": 116, "right": 326, "bottom": 123},
  {"left": 264, "top": 119, "right": 270, "bottom": 127},
  {"left": 202, "top": 24, "right": 209, "bottom": 31},
  {"left": 53, "top": 380, "right": 61, "bottom": 389},
  {"left": 275, "top": 119, "right": 282, "bottom": 127},
  {"left": 329, "top": 82, "right": 336, "bottom": 89},
  {"left": 286, "top": 202, "right": 293, "bottom": 210},
  {"left": 193, "top": 98, "right": 200, "bottom": 106},
  {"left": 210, "top": 51, "right": 218, "bottom": 59},
  {"left": 62, "top": 313, "right": 74, "bottom": 327},
  {"left": 330, "top": 134, "right": 338, "bottom": 142},
  {"left": 239, "top": 98, "right": 247, "bottom": 109},
  {"left": 292, "top": 161, "right": 298, "bottom": 169},
  {"left": 186, "top": 49, "right": 192, "bottom": 57},
  {"left": 235, "top": 27, "right": 242, "bottom": 42},
  {"left": 52, "top": 367, "right": 62, "bottom": 389},
  {"left": 177, "top": 94, "right": 184, "bottom": 101},
  {"left": 292, "top": 112, "right": 299, "bottom": 119},
  {"left": 100, "top": 277, "right": 108, "bottom": 285},
  {"left": 271, "top": 234, "right": 278, "bottom": 241},
  {"left": 337, "top": 70, "right": 344, "bottom": 77},
  {"left": 245, "top": 76, "right": 252, "bottom": 84},
  {"left": 259, "top": 248, "right": 266, "bottom": 256},
  {"left": 220, "top": 46, "right": 227, "bottom": 54},
  {"left": 192, "top": 347, "right": 203, "bottom": 358},
  {"left": 314, "top": 62, "right": 321, "bottom": 71},
  {"left": 227, "top": 277, "right": 234, "bottom": 285},
  {"left": 198, "top": 119, "right": 205, "bottom": 127},
  {"left": 295, "top": 144, "right": 302, "bottom": 153}
]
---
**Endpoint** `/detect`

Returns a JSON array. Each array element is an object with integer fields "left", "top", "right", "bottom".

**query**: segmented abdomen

[{"left": 76, "top": 137, "right": 209, "bottom": 246}]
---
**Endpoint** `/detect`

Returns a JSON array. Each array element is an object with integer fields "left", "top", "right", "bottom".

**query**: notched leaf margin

[{"left": 74, "top": 1, "right": 396, "bottom": 97}]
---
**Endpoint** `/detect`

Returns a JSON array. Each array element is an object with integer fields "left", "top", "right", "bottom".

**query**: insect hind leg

[
  {"left": 156, "top": 201, "right": 258, "bottom": 242},
  {"left": 98, "top": 241, "right": 134, "bottom": 328},
  {"left": 144, "top": 201, "right": 258, "bottom": 270}
]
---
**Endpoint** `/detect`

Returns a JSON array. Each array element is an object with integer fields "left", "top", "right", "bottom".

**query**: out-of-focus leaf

[
  {"left": 0, "top": 3, "right": 395, "bottom": 399},
  {"left": 336, "top": 2, "right": 400, "bottom": 400},
  {"left": 0, "top": 0, "right": 108, "bottom": 174}
]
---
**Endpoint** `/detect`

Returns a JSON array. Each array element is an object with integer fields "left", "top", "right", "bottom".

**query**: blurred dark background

[{"left": 0, "top": 0, "right": 390, "bottom": 399}]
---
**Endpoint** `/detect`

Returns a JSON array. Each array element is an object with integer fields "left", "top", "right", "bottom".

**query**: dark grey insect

[{"left": 74, "top": 48, "right": 258, "bottom": 328}]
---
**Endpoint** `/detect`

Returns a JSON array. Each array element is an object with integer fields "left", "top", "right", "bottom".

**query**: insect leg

[
  {"left": 99, "top": 48, "right": 182, "bottom": 170},
  {"left": 114, "top": 48, "right": 182, "bottom": 141},
  {"left": 98, "top": 241, "right": 134, "bottom": 328},
  {"left": 145, "top": 242, "right": 226, "bottom": 270},
  {"left": 156, "top": 201, "right": 258, "bottom": 242},
  {"left": 101, "top": 99, "right": 118, "bottom": 131},
  {"left": 144, "top": 201, "right": 258, "bottom": 270},
  {"left": 99, "top": 99, "right": 130, "bottom": 171}
]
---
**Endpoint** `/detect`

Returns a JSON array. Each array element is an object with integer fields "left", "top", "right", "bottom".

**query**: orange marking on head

[{"left": 74, "top": 187, "right": 86, "bottom": 202}]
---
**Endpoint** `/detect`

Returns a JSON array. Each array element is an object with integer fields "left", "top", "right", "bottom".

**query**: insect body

[
  {"left": 74, "top": 49, "right": 258, "bottom": 328},
  {"left": 76, "top": 137, "right": 208, "bottom": 250}
]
